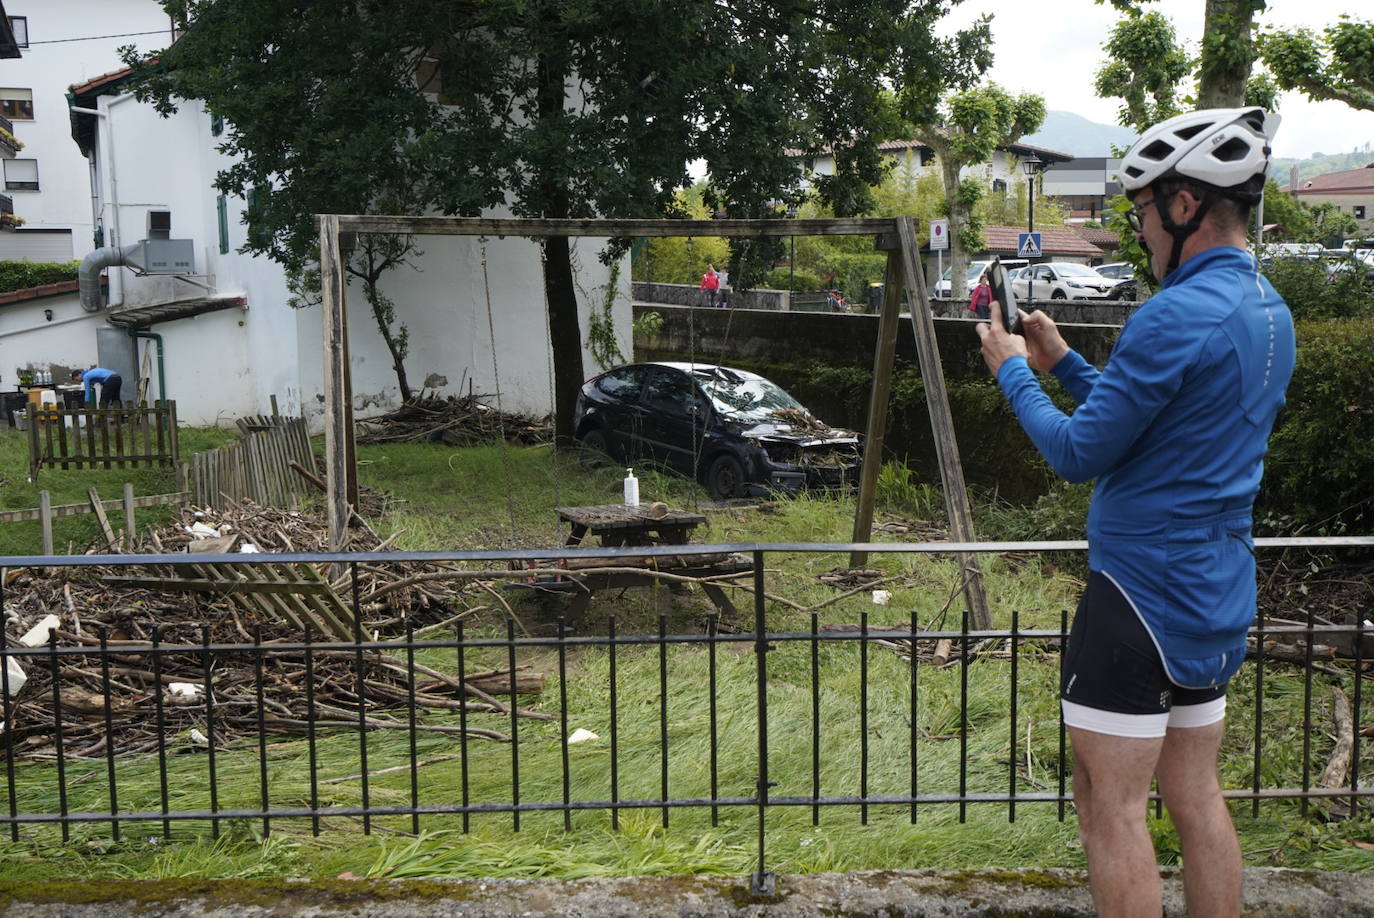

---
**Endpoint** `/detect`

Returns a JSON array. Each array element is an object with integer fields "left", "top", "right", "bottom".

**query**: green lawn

[{"left": 0, "top": 435, "right": 1369, "bottom": 879}]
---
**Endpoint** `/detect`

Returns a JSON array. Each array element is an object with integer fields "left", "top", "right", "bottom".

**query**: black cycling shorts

[{"left": 1061, "top": 570, "right": 1227, "bottom": 718}]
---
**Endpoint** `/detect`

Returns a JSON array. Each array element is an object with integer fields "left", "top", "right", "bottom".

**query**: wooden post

[
  {"left": 320, "top": 214, "right": 352, "bottom": 549},
  {"left": 892, "top": 217, "right": 991, "bottom": 630},
  {"left": 123, "top": 482, "right": 136, "bottom": 551},
  {"left": 26, "top": 404, "right": 40, "bottom": 482},
  {"left": 849, "top": 249, "right": 905, "bottom": 566},
  {"left": 39, "top": 490, "right": 53, "bottom": 556}
]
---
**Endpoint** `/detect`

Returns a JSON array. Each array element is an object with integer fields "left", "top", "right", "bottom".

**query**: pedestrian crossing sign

[{"left": 1017, "top": 232, "right": 1042, "bottom": 258}]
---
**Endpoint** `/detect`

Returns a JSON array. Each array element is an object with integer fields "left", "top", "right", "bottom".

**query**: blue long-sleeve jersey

[{"left": 996, "top": 246, "right": 1295, "bottom": 687}]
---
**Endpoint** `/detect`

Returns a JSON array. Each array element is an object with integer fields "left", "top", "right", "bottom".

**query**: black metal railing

[{"left": 0, "top": 539, "right": 1368, "bottom": 892}]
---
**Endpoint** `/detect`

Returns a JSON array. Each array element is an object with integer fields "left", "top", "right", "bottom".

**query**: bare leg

[
  {"left": 1156, "top": 720, "right": 1241, "bottom": 917},
  {"left": 1069, "top": 726, "right": 1165, "bottom": 918}
]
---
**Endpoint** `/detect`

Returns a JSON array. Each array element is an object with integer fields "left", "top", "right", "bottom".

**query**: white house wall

[
  {"left": 86, "top": 87, "right": 629, "bottom": 429},
  {"left": 0, "top": 290, "right": 101, "bottom": 379},
  {"left": 1, "top": 0, "right": 171, "bottom": 257}
]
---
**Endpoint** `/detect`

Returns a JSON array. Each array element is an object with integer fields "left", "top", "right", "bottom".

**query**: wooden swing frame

[{"left": 317, "top": 214, "right": 991, "bottom": 627}]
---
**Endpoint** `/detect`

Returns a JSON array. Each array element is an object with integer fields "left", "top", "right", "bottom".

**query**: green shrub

[
  {"left": 760, "top": 268, "right": 822, "bottom": 292},
  {"left": 1261, "top": 316, "right": 1374, "bottom": 527},
  {"left": 1262, "top": 257, "right": 1374, "bottom": 322},
  {"left": 0, "top": 261, "right": 80, "bottom": 294}
]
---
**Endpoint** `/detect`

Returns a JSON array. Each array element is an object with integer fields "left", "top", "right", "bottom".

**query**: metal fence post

[{"left": 751, "top": 549, "right": 775, "bottom": 896}]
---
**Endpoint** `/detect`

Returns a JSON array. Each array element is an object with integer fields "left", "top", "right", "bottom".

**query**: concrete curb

[{"left": 2, "top": 868, "right": 1372, "bottom": 916}]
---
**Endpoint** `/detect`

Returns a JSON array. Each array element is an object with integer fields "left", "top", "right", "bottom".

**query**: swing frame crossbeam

[{"left": 316, "top": 214, "right": 990, "bottom": 629}]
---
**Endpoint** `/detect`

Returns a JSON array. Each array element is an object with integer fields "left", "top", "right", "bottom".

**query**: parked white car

[
  {"left": 1013, "top": 262, "right": 1115, "bottom": 301},
  {"left": 1094, "top": 262, "right": 1134, "bottom": 280},
  {"left": 933, "top": 259, "right": 1028, "bottom": 297}
]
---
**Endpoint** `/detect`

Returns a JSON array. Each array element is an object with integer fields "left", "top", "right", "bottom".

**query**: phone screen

[{"left": 987, "top": 256, "right": 1022, "bottom": 335}]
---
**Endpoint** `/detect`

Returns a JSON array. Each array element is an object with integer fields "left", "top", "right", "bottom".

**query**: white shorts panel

[
  {"left": 1062, "top": 699, "right": 1169, "bottom": 738},
  {"left": 1166, "top": 695, "right": 1227, "bottom": 730}
]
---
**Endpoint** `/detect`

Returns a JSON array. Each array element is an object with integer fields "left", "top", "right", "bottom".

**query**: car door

[
  {"left": 637, "top": 367, "right": 709, "bottom": 475},
  {"left": 590, "top": 365, "right": 650, "bottom": 461}
]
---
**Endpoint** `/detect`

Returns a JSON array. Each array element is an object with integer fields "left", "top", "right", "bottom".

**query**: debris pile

[
  {"left": 0, "top": 501, "right": 547, "bottom": 760},
  {"left": 355, "top": 391, "right": 552, "bottom": 446}
]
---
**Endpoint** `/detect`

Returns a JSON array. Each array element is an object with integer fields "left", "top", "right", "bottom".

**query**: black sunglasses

[{"left": 1125, "top": 196, "right": 1157, "bottom": 232}]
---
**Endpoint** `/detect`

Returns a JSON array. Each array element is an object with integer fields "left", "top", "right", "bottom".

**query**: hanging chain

[
  {"left": 537, "top": 236, "right": 564, "bottom": 544},
  {"left": 479, "top": 235, "right": 519, "bottom": 547}
]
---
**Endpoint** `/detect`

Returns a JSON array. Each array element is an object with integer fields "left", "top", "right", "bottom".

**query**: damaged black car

[{"left": 573, "top": 362, "right": 862, "bottom": 499}]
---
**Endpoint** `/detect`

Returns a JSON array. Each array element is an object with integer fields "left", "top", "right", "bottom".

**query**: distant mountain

[
  {"left": 1020, "top": 110, "right": 1137, "bottom": 158},
  {"left": 1272, "top": 146, "right": 1374, "bottom": 185}
]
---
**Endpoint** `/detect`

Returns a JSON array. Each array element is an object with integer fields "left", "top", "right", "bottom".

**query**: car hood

[{"left": 725, "top": 417, "right": 860, "bottom": 446}]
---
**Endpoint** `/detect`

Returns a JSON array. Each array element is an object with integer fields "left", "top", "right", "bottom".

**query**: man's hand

[
  {"left": 1020, "top": 310, "right": 1070, "bottom": 373},
  {"left": 975, "top": 302, "right": 1028, "bottom": 377}
]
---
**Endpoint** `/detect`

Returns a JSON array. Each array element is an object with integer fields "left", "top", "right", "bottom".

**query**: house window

[
  {"left": 217, "top": 194, "right": 229, "bottom": 253},
  {"left": 992, "top": 179, "right": 1007, "bottom": 194},
  {"left": 245, "top": 184, "right": 271, "bottom": 248},
  {"left": 8, "top": 17, "right": 26, "bottom": 48},
  {"left": 918, "top": 148, "right": 934, "bottom": 166},
  {"left": 211, "top": 113, "right": 224, "bottom": 136},
  {"left": 1356, "top": 205, "right": 1367, "bottom": 220},
  {"left": 0, "top": 88, "right": 33, "bottom": 120},
  {"left": 3, "top": 158, "right": 38, "bottom": 191}
]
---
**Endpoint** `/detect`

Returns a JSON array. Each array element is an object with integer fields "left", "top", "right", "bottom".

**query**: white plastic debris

[
  {"left": 871, "top": 590, "right": 891, "bottom": 605},
  {"left": 20, "top": 614, "right": 61, "bottom": 647},
  {"left": 237, "top": 543, "right": 261, "bottom": 553},
  {"left": 3, "top": 657, "right": 26, "bottom": 698},
  {"left": 188, "top": 729, "right": 210, "bottom": 747},
  {"left": 186, "top": 522, "right": 219, "bottom": 539},
  {"left": 567, "top": 728, "right": 599, "bottom": 745},
  {"left": 167, "top": 682, "right": 204, "bottom": 703}
]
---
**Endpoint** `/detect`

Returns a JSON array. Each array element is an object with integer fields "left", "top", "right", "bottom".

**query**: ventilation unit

[{"left": 146, "top": 209, "right": 172, "bottom": 240}]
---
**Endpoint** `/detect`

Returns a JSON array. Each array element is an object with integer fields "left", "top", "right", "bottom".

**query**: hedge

[{"left": 0, "top": 261, "right": 80, "bottom": 294}]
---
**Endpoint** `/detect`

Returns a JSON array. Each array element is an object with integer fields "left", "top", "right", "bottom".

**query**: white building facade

[
  {"left": 42, "top": 68, "right": 632, "bottom": 428},
  {"left": 0, "top": 0, "right": 173, "bottom": 261}
]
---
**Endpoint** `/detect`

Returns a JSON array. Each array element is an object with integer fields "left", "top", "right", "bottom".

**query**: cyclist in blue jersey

[{"left": 977, "top": 108, "right": 1295, "bottom": 918}]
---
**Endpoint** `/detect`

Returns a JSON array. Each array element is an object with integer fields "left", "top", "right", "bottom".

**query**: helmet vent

[
  {"left": 1173, "top": 123, "right": 1210, "bottom": 141},
  {"left": 1211, "top": 137, "right": 1252, "bottom": 162},
  {"left": 1139, "top": 139, "right": 1176, "bottom": 161}
]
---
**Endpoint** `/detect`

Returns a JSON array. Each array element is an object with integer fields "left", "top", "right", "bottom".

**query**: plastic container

[{"left": 623, "top": 468, "right": 639, "bottom": 507}]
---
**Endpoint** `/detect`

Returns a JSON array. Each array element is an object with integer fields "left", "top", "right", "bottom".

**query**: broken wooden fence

[
  {"left": 0, "top": 482, "right": 190, "bottom": 554},
  {"left": 25, "top": 401, "right": 179, "bottom": 481},
  {"left": 192, "top": 415, "right": 314, "bottom": 510}
]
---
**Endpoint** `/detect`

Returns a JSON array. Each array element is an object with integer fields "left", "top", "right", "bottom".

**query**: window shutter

[{"left": 217, "top": 195, "right": 229, "bottom": 254}]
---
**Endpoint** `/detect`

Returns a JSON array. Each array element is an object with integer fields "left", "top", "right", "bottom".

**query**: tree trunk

[
  {"left": 1198, "top": 0, "right": 1259, "bottom": 109},
  {"left": 542, "top": 234, "right": 583, "bottom": 448},
  {"left": 537, "top": 45, "right": 584, "bottom": 449},
  {"left": 940, "top": 154, "right": 971, "bottom": 301}
]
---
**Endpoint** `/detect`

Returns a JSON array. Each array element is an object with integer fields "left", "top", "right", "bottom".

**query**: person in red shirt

[
  {"left": 699, "top": 264, "right": 721, "bottom": 307},
  {"left": 968, "top": 272, "right": 992, "bottom": 319}
]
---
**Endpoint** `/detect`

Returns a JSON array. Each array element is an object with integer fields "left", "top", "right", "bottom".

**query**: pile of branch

[
  {"left": 0, "top": 503, "right": 548, "bottom": 760},
  {"left": 355, "top": 391, "right": 551, "bottom": 446}
]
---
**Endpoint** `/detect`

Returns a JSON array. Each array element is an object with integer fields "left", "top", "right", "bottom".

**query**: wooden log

[
  {"left": 1318, "top": 686, "right": 1355, "bottom": 791},
  {"left": 87, "top": 487, "right": 116, "bottom": 546}
]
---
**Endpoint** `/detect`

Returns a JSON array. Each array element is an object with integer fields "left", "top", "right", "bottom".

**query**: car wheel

[
  {"left": 577, "top": 428, "right": 611, "bottom": 470},
  {"left": 1050, "top": 289, "right": 1068, "bottom": 300},
  {"left": 706, "top": 453, "right": 745, "bottom": 500}
]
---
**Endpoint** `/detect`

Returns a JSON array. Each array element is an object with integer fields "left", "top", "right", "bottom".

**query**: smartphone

[{"left": 987, "top": 256, "right": 1023, "bottom": 336}]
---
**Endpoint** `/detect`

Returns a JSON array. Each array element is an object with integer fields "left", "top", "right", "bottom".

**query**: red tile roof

[
  {"left": 1284, "top": 165, "right": 1374, "bottom": 195},
  {"left": 0, "top": 278, "right": 102, "bottom": 307},
  {"left": 975, "top": 225, "right": 1104, "bottom": 257},
  {"left": 1073, "top": 226, "right": 1120, "bottom": 247}
]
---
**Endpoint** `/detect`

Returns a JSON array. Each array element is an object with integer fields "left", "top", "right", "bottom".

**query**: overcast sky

[{"left": 937, "top": 0, "right": 1374, "bottom": 160}]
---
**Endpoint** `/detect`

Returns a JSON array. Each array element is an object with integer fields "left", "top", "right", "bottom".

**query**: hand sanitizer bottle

[{"left": 623, "top": 468, "right": 639, "bottom": 507}]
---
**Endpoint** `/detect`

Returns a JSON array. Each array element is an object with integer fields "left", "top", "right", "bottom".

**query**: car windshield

[
  {"left": 1055, "top": 263, "right": 1104, "bottom": 278},
  {"left": 696, "top": 371, "right": 805, "bottom": 422}
]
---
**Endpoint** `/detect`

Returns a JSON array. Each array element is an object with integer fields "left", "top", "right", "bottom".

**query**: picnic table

[
  {"left": 510, "top": 504, "right": 750, "bottom": 623},
  {"left": 557, "top": 503, "right": 708, "bottom": 547}
]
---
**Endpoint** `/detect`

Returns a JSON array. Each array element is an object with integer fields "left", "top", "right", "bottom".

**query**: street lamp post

[{"left": 1021, "top": 153, "right": 1042, "bottom": 240}]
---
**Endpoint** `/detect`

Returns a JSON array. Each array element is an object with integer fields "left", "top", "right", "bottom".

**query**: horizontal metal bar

[
  {"left": 5, "top": 535, "right": 1368, "bottom": 569},
  {"left": 8, "top": 785, "right": 1369, "bottom": 828},
  {"left": 325, "top": 215, "right": 900, "bottom": 238}
]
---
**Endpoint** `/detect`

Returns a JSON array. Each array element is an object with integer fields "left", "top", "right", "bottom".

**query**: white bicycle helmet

[
  {"left": 1120, "top": 107, "right": 1278, "bottom": 276},
  {"left": 1120, "top": 107, "right": 1276, "bottom": 196}
]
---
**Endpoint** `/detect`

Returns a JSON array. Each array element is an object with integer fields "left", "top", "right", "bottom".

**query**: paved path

[{"left": 3, "top": 868, "right": 1372, "bottom": 916}]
